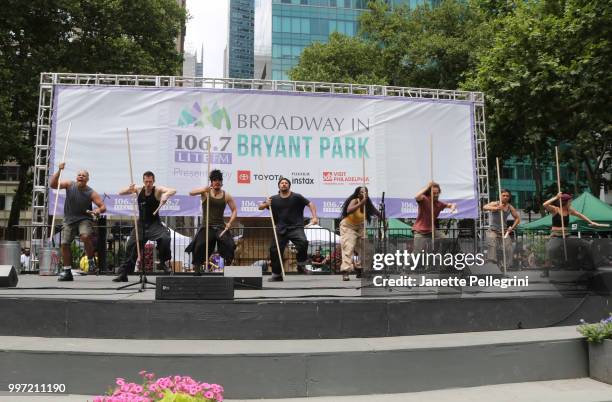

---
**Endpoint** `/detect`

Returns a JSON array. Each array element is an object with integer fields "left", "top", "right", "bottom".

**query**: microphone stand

[
  {"left": 378, "top": 192, "right": 391, "bottom": 280},
  {"left": 117, "top": 197, "right": 155, "bottom": 292}
]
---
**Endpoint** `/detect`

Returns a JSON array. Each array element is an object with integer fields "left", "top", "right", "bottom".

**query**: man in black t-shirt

[{"left": 259, "top": 177, "right": 318, "bottom": 281}]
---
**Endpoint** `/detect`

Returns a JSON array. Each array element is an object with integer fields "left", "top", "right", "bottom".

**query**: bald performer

[{"left": 49, "top": 162, "right": 106, "bottom": 281}]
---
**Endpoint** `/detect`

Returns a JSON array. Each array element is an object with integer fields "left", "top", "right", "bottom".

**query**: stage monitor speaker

[
  {"left": 589, "top": 268, "right": 612, "bottom": 294},
  {"left": 224, "top": 266, "right": 263, "bottom": 289},
  {"left": 0, "top": 265, "right": 18, "bottom": 287},
  {"left": 156, "top": 276, "right": 234, "bottom": 300},
  {"left": 464, "top": 262, "right": 504, "bottom": 279}
]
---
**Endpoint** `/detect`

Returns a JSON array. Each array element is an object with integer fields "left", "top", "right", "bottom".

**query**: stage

[
  {"left": 1, "top": 271, "right": 610, "bottom": 340},
  {"left": 0, "top": 270, "right": 601, "bottom": 301},
  {"left": 1, "top": 272, "right": 611, "bottom": 398}
]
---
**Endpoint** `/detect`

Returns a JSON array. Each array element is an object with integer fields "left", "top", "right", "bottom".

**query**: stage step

[{"left": 0, "top": 326, "right": 590, "bottom": 399}]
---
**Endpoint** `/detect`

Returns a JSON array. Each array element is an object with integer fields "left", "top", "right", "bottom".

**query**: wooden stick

[
  {"left": 49, "top": 122, "right": 72, "bottom": 243},
  {"left": 362, "top": 150, "right": 367, "bottom": 269},
  {"left": 261, "top": 155, "right": 285, "bottom": 277},
  {"left": 430, "top": 133, "right": 435, "bottom": 249},
  {"left": 555, "top": 146, "right": 568, "bottom": 261},
  {"left": 126, "top": 128, "right": 142, "bottom": 268},
  {"left": 269, "top": 203, "right": 285, "bottom": 278},
  {"left": 496, "top": 157, "right": 507, "bottom": 276},
  {"left": 205, "top": 138, "right": 211, "bottom": 270},
  {"left": 152, "top": 203, "right": 163, "bottom": 216}
]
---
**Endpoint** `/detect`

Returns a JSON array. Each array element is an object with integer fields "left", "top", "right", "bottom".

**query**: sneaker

[
  {"left": 112, "top": 268, "right": 128, "bottom": 282},
  {"left": 157, "top": 262, "right": 171, "bottom": 274},
  {"left": 112, "top": 273, "right": 128, "bottom": 282},
  {"left": 58, "top": 270, "right": 74, "bottom": 281},
  {"left": 88, "top": 259, "right": 98, "bottom": 275},
  {"left": 342, "top": 272, "right": 350, "bottom": 281},
  {"left": 267, "top": 274, "right": 283, "bottom": 282}
]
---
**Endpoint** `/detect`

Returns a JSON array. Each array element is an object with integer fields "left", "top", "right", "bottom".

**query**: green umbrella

[
  {"left": 519, "top": 192, "right": 612, "bottom": 232},
  {"left": 367, "top": 218, "right": 413, "bottom": 238}
]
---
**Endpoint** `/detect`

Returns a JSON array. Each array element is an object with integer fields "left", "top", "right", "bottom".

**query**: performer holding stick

[
  {"left": 542, "top": 192, "right": 607, "bottom": 273},
  {"left": 50, "top": 163, "right": 106, "bottom": 281},
  {"left": 186, "top": 169, "right": 237, "bottom": 274},
  {"left": 112, "top": 171, "right": 176, "bottom": 282},
  {"left": 339, "top": 186, "right": 382, "bottom": 281},
  {"left": 483, "top": 189, "right": 520, "bottom": 269},
  {"left": 413, "top": 182, "right": 457, "bottom": 256},
  {"left": 258, "top": 177, "right": 318, "bottom": 282}
]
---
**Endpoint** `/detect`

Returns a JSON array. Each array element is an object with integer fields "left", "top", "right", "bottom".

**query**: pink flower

[
  {"left": 204, "top": 390, "right": 214, "bottom": 399},
  {"left": 133, "top": 385, "right": 143, "bottom": 393},
  {"left": 116, "top": 378, "right": 126, "bottom": 386},
  {"left": 139, "top": 370, "right": 147, "bottom": 376},
  {"left": 202, "top": 382, "right": 211, "bottom": 389}
]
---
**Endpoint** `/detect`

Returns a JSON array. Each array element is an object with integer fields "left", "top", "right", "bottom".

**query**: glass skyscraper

[
  {"left": 265, "top": 0, "right": 434, "bottom": 80},
  {"left": 229, "top": 0, "right": 255, "bottom": 79}
]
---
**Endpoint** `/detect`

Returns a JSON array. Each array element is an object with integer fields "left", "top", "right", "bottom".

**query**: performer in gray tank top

[
  {"left": 483, "top": 189, "right": 520, "bottom": 267},
  {"left": 49, "top": 162, "right": 106, "bottom": 281}
]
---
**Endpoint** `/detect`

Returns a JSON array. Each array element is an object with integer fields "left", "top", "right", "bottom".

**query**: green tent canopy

[
  {"left": 367, "top": 218, "right": 413, "bottom": 238},
  {"left": 519, "top": 192, "right": 612, "bottom": 232}
]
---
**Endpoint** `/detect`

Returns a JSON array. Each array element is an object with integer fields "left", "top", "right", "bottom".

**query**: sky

[{"left": 184, "top": 1, "right": 229, "bottom": 78}]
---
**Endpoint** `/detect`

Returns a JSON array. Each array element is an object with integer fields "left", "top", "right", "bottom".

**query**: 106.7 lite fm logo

[{"left": 174, "top": 101, "right": 233, "bottom": 165}]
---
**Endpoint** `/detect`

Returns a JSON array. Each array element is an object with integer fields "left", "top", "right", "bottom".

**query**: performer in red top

[{"left": 413, "top": 181, "right": 457, "bottom": 253}]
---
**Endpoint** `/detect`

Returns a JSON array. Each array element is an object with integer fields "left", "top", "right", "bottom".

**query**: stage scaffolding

[{"left": 32, "top": 73, "right": 489, "bottom": 254}]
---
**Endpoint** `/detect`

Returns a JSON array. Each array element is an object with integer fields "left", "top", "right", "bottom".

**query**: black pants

[
  {"left": 270, "top": 226, "right": 309, "bottom": 275},
  {"left": 120, "top": 220, "right": 171, "bottom": 274},
  {"left": 186, "top": 226, "right": 235, "bottom": 266}
]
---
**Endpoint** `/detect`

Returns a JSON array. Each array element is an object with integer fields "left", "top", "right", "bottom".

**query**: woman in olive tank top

[
  {"left": 542, "top": 192, "right": 607, "bottom": 273},
  {"left": 186, "top": 170, "right": 237, "bottom": 274}
]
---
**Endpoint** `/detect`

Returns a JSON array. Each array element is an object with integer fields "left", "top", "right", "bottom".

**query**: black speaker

[
  {"left": 156, "top": 276, "right": 234, "bottom": 300},
  {"left": 0, "top": 265, "right": 18, "bottom": 287},
  {"left": 224, "top": 266, "right": 263, "bottom": 289},
  {"left": 464, "top": 262, "right": 504, "bottom": 278}
]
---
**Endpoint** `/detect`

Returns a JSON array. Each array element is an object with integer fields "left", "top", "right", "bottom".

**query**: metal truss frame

[{"left": 32, "top": 73, "right": 489, "bottom": 248}]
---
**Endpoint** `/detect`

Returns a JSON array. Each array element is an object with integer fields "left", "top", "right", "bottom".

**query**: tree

[
  {"left": 360, "top": 0, "right": 484, "bottom": 89},
  {"left": 0, "top": 0, "right": 186, "bottom": 239},
  {"left": 290, "top": 0, "right": 484, "bottom": 89},
  {"left": 289, "top": 32, "right": 386, "bottom": 85},
  {"left": 464, "top": 0, "right": 612, "bottom": 207}
]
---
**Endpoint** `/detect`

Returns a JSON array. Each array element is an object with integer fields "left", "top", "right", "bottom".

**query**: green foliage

[
  {"left": 159, "top": 390, "right": 214, "bottom": 402},
  {"left": 289, "top": 32, "right": 387, "bottom": 85},
  {"left": 361, "top": 0, "right": 485, "bottom": 89},
  {"left": 577, "top": 314, "right": 612, "bottom": 343},
  {"left": 464, "top": 0, "right": 612, "bottom": 194}
]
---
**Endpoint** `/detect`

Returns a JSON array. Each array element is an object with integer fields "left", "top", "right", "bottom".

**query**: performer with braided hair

[{"left": 339, "top": 186, "right": 382, "bottom": 281}]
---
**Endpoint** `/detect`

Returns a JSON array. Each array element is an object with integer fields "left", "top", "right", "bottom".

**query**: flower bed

[{"left": 94, "top": 371, "right": 224, "bottom": 402}]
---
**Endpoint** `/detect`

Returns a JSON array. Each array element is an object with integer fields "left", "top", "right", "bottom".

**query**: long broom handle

[
  {"left": 496, "top": 157, "right": 507, "bottom": 275},
  {"left": 430, "top": 133, "right": 435, "bottom": 249},
  {"left": 261, "top": 156, "right": 285, "bottom": 277},
  {"left": 49, "top": 122, "right": 72, "bottom": 243},
  {"left": 362, "top": 151, "right": 367, "bottom": 269},
  {"left": 205, "top": 139, "right": 211, "bottom": 269},
  {"left": 555, "top": 146, "right": 568, "bottom": 261},
  {"left": 126, "top": 128, "right": 142, "bottom": 266}
]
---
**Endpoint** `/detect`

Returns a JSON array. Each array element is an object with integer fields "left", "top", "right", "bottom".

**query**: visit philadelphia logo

[{"left": 177, "top": 101, "right": 231, "bottom": 130}]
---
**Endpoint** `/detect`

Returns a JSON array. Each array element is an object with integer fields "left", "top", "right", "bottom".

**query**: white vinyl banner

[{"left": 50, "top": 86, "right": 478, "bottom": 218}]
